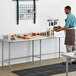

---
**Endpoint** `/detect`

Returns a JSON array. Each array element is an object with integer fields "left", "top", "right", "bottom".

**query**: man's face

[{"left": 64, "top": 8, "right": 70, "bottom": 14}]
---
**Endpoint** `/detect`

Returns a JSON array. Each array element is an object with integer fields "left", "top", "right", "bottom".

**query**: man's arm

[
  {"left": 56, "top": 27, "right": 66, "bottom": 32},
  {"left": 56, "top": 16, "right": 71, "bottom": 32}
]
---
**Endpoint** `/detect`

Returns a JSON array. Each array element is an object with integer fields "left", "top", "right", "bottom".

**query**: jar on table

[{"left": 47, "top": 28, "right": 51, "bottom": 36}]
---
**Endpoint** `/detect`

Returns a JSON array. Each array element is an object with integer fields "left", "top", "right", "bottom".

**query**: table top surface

[
  {"left": 62, "top": 52, "right": 76, "bottom": 59},
  {"left": 0, "top": 35, "right": 65, "bottom": 43}
]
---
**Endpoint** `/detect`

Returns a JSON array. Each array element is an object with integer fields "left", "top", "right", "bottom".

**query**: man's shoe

[
  {"left": 72, "top": 61, "right": 76, "bottom": 64},
  {"left": 62, "top": 62, "right": 72, "bottom": 65}
]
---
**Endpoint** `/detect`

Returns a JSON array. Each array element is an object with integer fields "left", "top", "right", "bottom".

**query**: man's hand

[{"left": 56, "top": 29, "right": 61, "bottom": 32}]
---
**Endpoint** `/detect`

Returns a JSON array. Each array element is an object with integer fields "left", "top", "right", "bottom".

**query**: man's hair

[{"left": 65, "top": 6, "right": 71, "bottom": 10}]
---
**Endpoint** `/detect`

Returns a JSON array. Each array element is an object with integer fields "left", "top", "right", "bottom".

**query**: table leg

[
  {"left": 8, "top": 42, "right": 11, "bottom": 68},
  {"left": 40, "top": 40, "right": 42, "bottom": 64},
  {"left": 66, "top": 57, "right": 68, "bottom": 76},
  {"left": 59, "top": 37, "right": 60, "bottom": 58},
  {"left": 32, "top": 40, "right": 34, "bottom": 62},
  {"left": 2, "top": 41, "right": 4, "bottom": 67}
]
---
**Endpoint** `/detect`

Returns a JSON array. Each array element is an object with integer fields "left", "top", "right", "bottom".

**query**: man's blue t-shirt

[{"left": 65, "top": 13, "right": 76, "bottom": 29}]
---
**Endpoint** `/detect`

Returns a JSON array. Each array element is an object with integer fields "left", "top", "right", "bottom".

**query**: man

[{"left": 56, "top": 6, "right": 76, "bottom": 64}]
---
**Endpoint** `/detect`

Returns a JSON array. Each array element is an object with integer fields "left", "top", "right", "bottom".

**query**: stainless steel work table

[
  {"left": 62, "top": 52, "right": 76, "bottom": 76},
  {"left": 0, "top": 35, "right": 64, "bottom": 68}
]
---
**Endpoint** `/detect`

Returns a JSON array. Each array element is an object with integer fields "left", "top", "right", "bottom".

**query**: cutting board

[
  {"left": 17, "top": 35, "right": 44, "bottom": 39},
  {"left": 32, "top": 35, "right": 44, "bottom": 39}
]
